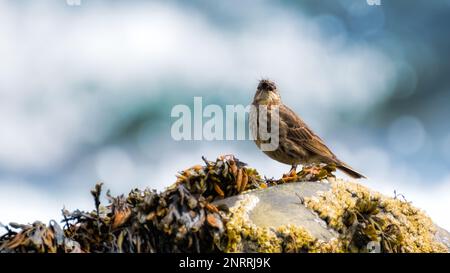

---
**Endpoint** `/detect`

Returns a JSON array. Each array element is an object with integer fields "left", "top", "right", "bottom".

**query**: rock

[
  {"left": 435, "top": 225, "right": 450, "bottom": 250},
  {"left": 215, "top": 179, "right": 449, "bottom": 253},
  {"left": 214, "top": 182, "right": 338, "bottom": 242}
]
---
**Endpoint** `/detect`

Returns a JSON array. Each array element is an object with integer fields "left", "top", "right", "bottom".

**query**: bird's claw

[
  {"left": 301, "top": 165, "right": 322, "bottom": 176},
  {"left": 280, "top": 168, "right": 299, "bottom": 183}
]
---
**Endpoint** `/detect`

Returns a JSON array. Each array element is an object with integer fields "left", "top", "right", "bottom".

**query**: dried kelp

[
  {"left": 266, "top": 164, "right": 336, "bottom": 185},
  {"left": 0, "top": 155, "right": 265, "bottom": 253},
  {"left": 0, "top": 221, "right": 82, "bottom": 253},
  {"left": 175, "top": 155, "right": 265, "bottom": 199}
]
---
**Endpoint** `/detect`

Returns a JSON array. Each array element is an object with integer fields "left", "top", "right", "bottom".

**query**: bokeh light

[{"left": 388, "top": 116, "right": 426, "bottom": 156}]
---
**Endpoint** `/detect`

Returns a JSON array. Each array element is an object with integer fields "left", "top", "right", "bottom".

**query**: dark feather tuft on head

[{"left": 258, "top": 79, "right": 277, "bottom": 92}]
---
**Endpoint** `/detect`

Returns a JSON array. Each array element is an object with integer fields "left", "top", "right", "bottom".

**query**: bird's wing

[{"left": 279, "top": 104, "right": 337, "bottom": 160}]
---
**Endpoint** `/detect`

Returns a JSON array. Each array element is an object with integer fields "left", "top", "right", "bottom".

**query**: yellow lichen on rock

[
  {"left": 275, "top": 225, "right": 345, "bottom": 253},
  {"left": 223, "top": 195, "right": 345, "bottom": 253},
  {"left": 304, "top": 178, "right": 448, "bottom": 253},
  {"left": 224, "top": 195, "right": 282, "bottom": 253}
]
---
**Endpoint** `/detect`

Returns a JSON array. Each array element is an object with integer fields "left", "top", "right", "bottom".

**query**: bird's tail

[{"left": 336, "top": 161, "right": 366, "bottom": 179}]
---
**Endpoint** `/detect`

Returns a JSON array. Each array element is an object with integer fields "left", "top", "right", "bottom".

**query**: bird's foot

[
  {"left": 278, "top": 164, "right": 336, "bottom": 184},
  {"left": 281, "top": 166, "right": 299, "bottom": 183},
  {"left": 298, "top": 164, "right": 336, "bottom": 181},
  {"left": 301, "top": 165, "right": 322, "bottom": 176}
]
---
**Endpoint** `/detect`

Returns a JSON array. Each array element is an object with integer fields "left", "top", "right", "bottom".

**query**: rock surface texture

[
  {"left": 215, "top": 180, "right": 449, "bottom": 253},
  {"left": 215, "top": 182, "right": 338, "bottom": 241}
]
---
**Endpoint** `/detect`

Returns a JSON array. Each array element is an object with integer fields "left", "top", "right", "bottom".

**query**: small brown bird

[{"left": 251, "top": 79, "right": 366, "bottom": 179}]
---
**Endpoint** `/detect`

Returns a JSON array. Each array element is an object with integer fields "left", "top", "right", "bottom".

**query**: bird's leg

[
  {"left": 288, "top": 165, "right": 298, "bottom": 177},
  {"left": 281, "top": 165, "right": 298, "bottom": 182}
]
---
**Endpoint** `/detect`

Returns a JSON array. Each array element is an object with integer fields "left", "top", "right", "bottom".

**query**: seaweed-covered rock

[
  {"left": 0, "top": 155, "right": 448, "bottom": 253},
  {"left": 214, "top": 182, "right": 340, "bottom": 252},
  {"left": 217, "top": 179, "right": 448, "bottom": 253},
  {"left": 303, "top": 178, "right": 448, "bottom": 253}
]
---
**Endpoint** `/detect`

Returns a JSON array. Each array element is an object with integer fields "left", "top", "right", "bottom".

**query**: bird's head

[{"left": 253, "top": 79, "right": 281, "bottom": 105}]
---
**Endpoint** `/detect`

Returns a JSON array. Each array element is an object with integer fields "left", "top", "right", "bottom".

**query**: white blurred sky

[{"left": 1, "top": 0, "right": 449, "bottom": 231}]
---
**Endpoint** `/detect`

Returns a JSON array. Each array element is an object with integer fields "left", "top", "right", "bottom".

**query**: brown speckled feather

[{"left": 280, "top": 104, "right": 337, "bottom": 161}]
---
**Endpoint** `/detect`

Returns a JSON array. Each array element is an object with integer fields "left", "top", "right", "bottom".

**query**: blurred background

[{"left": 1, "top": 0, "right": 450, "bottom": 230}]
